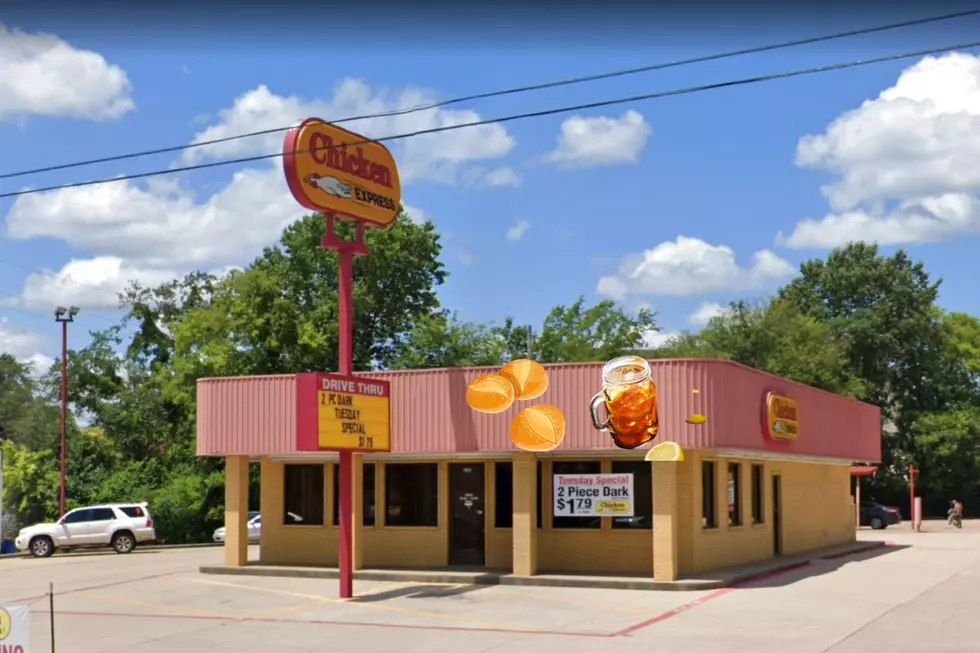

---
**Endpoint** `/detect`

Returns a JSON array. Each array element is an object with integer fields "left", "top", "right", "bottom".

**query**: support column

[
  {"left": 512, "top": 452, "right": 538, "bottom": 577},
  {"left": 224, "top": 455, "right": 250, "bottom": 567},
  {"left": 351, "top": 454, "right": 365, "bottom": 570},
  {"left": 652, "top": 461, "right": 680, "bottom": 581}
]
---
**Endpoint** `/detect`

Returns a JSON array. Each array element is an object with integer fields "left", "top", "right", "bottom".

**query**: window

[
  {"left": 89, "top": 508, "right": 115, "bottom": 522},
  {"left": 62, "top": 509, "right": 91, "bottom": 524},
  {"left": 284, "top": 464, "right": 325, "bottom": 526},
  {"left": 119, "top": 506, "right": 145, "bottom": 518},
  {"left": 332, "top": 463, "right": 377, "bottom": 526},
  {"left": 611, "top": 461, "right": 652, "bottom": 530},
  {"left": 494, "top": 462, "right": 513, "bottom": 528},
  {"left": 536, "top": 462, "right": 543, "bottom": 529},
  {"left": 751, "top": 464, "right": 764, "bottom": 524},
  {"left": 728, "top": 463, "right": 742, "bottom": 527},
  {"left": 552, "top": 461, "right": 601, "bottom": 529},
  {"left": 385, "top": 463, "right": 438, "bottom": 527},
  {"left": 702, "top": 461, "right": 717, "bottom": 529}
]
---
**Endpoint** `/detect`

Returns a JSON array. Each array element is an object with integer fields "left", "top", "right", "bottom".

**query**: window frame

[
  {"left": 551, "top": 460, "right": 602, "bottom": 530},
  {"left": 728, "top": 462, "right": 743, "bottom": 527},
  {"left": 384, "top": 462, "right": 439, "bottom": 528},
  {"left": 283, "top": 463, "right": 326, "bottom": 527},
  {"left": 331, "top": 462, "right": 377, "bottom": 527},
  {"left": 611, "top": 460, "right": 652, "bottom": 530},
  {"left": 702, "top": 460, "right": 717, "bottom": 530},
  {"left": 493, "top": 462, "right": 514, "bottom": 529},
  {"left": 751, "top": 464, "right": 765, "bottom": 525}
]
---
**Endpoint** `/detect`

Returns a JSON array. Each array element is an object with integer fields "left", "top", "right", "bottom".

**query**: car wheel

[
  {"left": 112, "top": 531, "right": 136, "bottom": 554},
  {"left": 29, "top": 536, "right": 55, "bottom": 558},
  {"left": 870, "top": 517, "right": 885, "bottom": 530}
]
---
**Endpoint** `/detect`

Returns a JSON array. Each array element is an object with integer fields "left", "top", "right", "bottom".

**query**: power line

[
  {"left": 2, "top": 9, "right": 979, "bottom": 183},
  {"left": 3, "top": 38, "right": 979, "bottom": 201}
]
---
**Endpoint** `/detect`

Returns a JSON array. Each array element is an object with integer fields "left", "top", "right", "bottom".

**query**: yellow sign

[
  {"left": 283, "top": 118, "right": 402, "bottom": 227},
  {"left": 594, "top": 500, "right": 631, "bottom": 515},
  {"left": 765, "top": 392, "right": 799, "bottom": 441},
  {"left": 0, "top": 608, "right": 9, "bottom": 640},
  {"left": 316, "top": 375, "right": 391, "bottom": 452}
]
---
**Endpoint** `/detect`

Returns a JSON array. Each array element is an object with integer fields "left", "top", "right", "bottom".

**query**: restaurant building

[{"left": 196, "top": 359, "right": 881, "bottom": 581}]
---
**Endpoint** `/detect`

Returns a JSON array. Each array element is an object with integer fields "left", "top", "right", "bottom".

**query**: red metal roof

[
  {"left": 851, "top": 465, "right": 879, "bottom": 476},
  {"left": 196, "top": 358, "right": 881, "bottom": 462}
]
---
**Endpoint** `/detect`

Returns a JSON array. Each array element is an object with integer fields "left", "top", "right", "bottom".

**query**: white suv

[{"left": 14, "top": 503, "right": 157, "bottom": 558}]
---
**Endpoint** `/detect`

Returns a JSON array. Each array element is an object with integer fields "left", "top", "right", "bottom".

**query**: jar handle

[{"left": 589, "top": 391, "right": 612, "bottom": 431}]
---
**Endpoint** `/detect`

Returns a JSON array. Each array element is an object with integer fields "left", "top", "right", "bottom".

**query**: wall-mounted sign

[
  {"left": 0, "top": 604, "right": 29, "bottom": 653},
  {"left": 296, "top": 373, "right": 391, "bottom": 453},
  {"left": 765, "top": 392, "right": 799, "bottom": 441},
  {"left": 553, "top": 473, "right": 634, "bottom": 517},
  {"left": 282, "top": 118, "right": 402, "bottom": 227}
]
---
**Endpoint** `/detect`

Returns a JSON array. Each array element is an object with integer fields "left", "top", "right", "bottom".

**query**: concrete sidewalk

[{"left": 200, "top": 539, "right": 885, "bottom": 591}]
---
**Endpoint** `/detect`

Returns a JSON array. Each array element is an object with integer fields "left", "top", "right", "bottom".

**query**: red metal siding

[
  {"left": 703, "top": 362, "right": 881, "bottom": 462},
  {"left": 196, "top": 359, "right": 881, "bottom": 462},
  {"left": 197, "top": 375, "right": 298, "bottom": 456}
]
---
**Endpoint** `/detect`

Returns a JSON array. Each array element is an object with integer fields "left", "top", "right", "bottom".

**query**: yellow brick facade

[{"left": 252, "top": 450, "right": 855, "bottom": 579}]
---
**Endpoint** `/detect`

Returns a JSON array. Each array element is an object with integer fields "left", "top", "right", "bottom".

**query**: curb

[
  {"left": 197, "top": 540, "right": 888, "bottom": 592},
  {"left": 0, "top": 542, "right": 222, "bottom": 559}
]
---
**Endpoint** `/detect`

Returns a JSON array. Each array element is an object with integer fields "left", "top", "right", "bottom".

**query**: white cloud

[
  {"left": 0, "top": 24, "right": 133, "bottom": 122},
  {"left": 688, "top": 302, "right": 730, "bottom": 327},
  {"left": 544, "top": 110, "right": 651, "bottom": 168},
  {"left": 784, "top": 53, "right": 980, "bottom": 248},
  {"left": 596, "top": 236, "right": 794, "bottom": 299},
  {"left": 506, "top": 219, "right": 530, "bottom": 242},
  {"left": 401, "top": 203, "right": 427, "bottom": 225},
  {"left": 0, "top": 317, "right": 51, "bottom": 374},
  {"left": 481, "top": 166, "right": 521, "bottom": 188},
  {"left": 11, "top": 257, "right": 180, "bottom": 310},
  {"left": 181, "top": 81, "right": 515, "bottom": 184},
  {"left": 3, "top": 78, "right": 512, "bottom": 310},
  {"left": 642, "top": 330, "right": 681, "bottom": 349}
]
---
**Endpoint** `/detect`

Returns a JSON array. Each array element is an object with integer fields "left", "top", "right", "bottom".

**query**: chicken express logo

[
  {"left": 283, "top": 118, "right": 402, "bottom": 228},
  {"left": 764, "top": 392, "right": 799, "bottom": 441}
]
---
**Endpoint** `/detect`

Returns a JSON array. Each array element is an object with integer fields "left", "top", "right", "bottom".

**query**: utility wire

[
  {"left": 3, "top": 38, "right": 980, "bottom": 201},
  {"left": 2, "top": 8, "right": 979, "bottom": 182}
]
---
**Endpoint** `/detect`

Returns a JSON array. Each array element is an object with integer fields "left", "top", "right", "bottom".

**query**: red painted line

[
  {"left": 5, "top": 569, "right": 186, "bottom": 605},
  {"left": 613, "top": 561, "right": 812, "bottom": 637},
  {"left": 31, "top": 609, "right": 614, "bottom": 639}
]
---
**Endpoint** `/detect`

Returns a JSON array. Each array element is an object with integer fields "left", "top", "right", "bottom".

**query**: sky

[{"left": 2, "top": 10, "right": 980, "bottom": 373}]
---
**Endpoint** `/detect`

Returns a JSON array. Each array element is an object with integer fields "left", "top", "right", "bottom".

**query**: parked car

[
  {"left": 15, "top": 503, "right": 156, "bottom": 558},
  {"left": 859, "top": 501, "right": 902, "bottom": 530},
  {"left": 212, "top": 511, "right": 303, "bottom": 543}
]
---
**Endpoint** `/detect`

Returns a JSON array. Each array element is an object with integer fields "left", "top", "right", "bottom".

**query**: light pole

[{"left": 54, "top": 305, "right": 79, "bottom": 518}]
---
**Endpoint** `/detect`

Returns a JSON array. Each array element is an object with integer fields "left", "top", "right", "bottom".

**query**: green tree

[
  {"left": 386, "top": 311, "right": 506, "bottom": 369},
  {"left": 534, "top": 298, "right": 656, "bottom": 363},
  {"left": 649, "top": 299, "right": 865, "bottom": 396}
]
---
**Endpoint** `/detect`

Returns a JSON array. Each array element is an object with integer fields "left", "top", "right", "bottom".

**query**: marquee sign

[{"left": 296, "top": 372, "right": 391, "bottom": 453}]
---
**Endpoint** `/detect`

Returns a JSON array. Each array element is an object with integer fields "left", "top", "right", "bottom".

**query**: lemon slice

[{"left": 645, "top": 441, "right": 685, "bottom": 462}]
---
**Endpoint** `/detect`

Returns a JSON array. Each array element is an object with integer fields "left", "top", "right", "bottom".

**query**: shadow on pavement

[
  {"left": 350, "top": 582, "right": 492, "bottom": 603},
  {"left": 740, "top": 544, "right": 910, "bottom": 589}
]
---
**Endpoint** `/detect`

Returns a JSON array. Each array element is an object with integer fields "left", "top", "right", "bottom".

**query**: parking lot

[{"left": 2, "top": 521, "right": 979, "bottom": 652}]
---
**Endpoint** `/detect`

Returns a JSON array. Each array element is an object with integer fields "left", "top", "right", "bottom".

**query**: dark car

[{"left": 860, "top": 501, "right": 902, "bottom": 530}]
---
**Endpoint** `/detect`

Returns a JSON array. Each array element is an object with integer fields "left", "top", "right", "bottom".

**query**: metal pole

[
  {"left": 526, "top": 325, "right": 533, "bottom": 359},
  {"left": 49, "top": 582, "right": 55, "bottom": 653},
  {"left": 59, "top": 320, "right": 67, "bottom": 518},
  {"left": 909, "top": 465, "right": 916, "bottom": 531},
  {"left": 337, "top": 240, "right": 355, "bottom": 600}
]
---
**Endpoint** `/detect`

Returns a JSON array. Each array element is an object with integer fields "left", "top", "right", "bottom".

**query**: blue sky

[{"left": 2, "top": 15, "right": 980, "bottom": 371}]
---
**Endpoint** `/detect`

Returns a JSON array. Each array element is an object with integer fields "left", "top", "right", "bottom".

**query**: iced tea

[{"left": 589, "top": 356, "right": 659, "bottom": 449}]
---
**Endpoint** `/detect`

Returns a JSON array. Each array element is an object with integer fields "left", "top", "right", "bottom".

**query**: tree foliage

[{"left": 3, "top": 228, "right": 979, "bottom": 535}]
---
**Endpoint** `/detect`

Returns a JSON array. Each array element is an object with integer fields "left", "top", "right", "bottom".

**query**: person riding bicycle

[{"left": 948, "top": 499, "right": 964, "bottom": 526}]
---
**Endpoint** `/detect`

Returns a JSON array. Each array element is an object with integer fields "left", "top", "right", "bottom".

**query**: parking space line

[
  {"left": 174, "top": 576, "right": 523, "bottom": 630},
  {"left": 85, "top": 591, "right": 235, "bottom": 620},
  {"left": 33, "top": 609, "right": 613, "bottom": 638},
  {"left": 488, "top": 587, "right": 664, "bottom": 616}
]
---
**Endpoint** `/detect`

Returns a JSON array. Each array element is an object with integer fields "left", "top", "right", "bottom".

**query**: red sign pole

[
  {"left": 909, "top": 464, "right": 917, "bottom": 532},
  {"left": 323, "top": 213, "right": 368, "bottom": 599}
]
